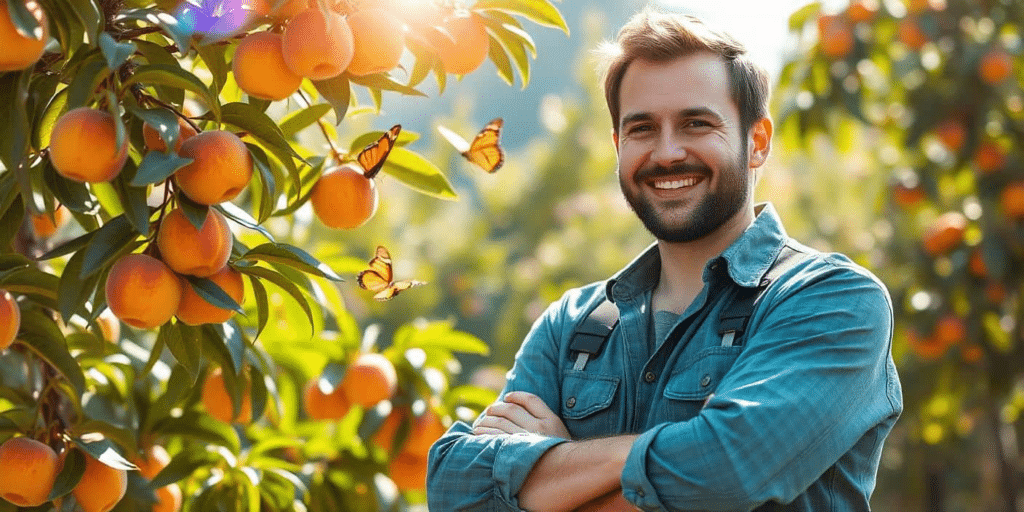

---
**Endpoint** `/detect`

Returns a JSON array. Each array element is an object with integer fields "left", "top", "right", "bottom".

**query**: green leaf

[
  {"left": 18, "top": 309, "right": 87, "bottom": 399},
  {"left": 113, "top": 160, "right": 152, "bottom": 234},
  {"left": 49, "top": 448, "right": 86, "bottom": 500},
  {"left": 0, "top": 69, "right": 32, "bottom": 174},
  {"left": 98, "top": 32, "right": 136, "bottom": 71},
  {"left": 311, "top": 75, "right": 351, "bottom": 125},
  {"left": 129, "top": 107, "right": 181, "bottom": 153},
  {"left": 240, "top": 243, "right": 344, "bottom": 281},
  {"left": 79, "top": 215, "right": 139, "bottom": 279},
  {"left": 43, "top": 161, "right": 97, "bottom": 214},
  {"left": 5, "top": 0, "right": 42, "bottom": 38},
  {"left": 125, "top": 64, "right": 221, "bottom": 121},
  {"left": 348, "top": 72, "right": 427, "bottom": 97},
  {"left": 117, "top": 8, "right": 192, "bottom": 55},
  {"left": 148, "top": 450, "right": 211, "bottom": 488},
  {"left": 406, "top": 42, "right": 437, "bottom": 89},
  {"left": 238, "top": 266, "right": 315, "bottom": 336},
  {"left": 184, "top": 275, "right": 243, "bottom": 313},
  {"left": 245, "top": 143, "right": 277, "bottom": 224},
  {"left": 33, "top": 87, "right": 68, "bottom": 151},
  {"left": 196, "top": 43, "right": 229, "bottom": 96},
  {"left": 473, "top": 0, "right": 569, "bottom": 34},
  {"left": 0, "top": 267, "right": 59, "bottom": 310},
  {"left": 347, "top": 129, "right": 419, "bottom": 155},
  {"left": 58, "top": 250, "right": 98, "bottom": 322},
  {"left": 177, "top": 193, "right": 210, "bottom": 232},
  {"left": 487, "top": 34, "right": 516, "bottom": 86},
  {"left": 133, "top": 150, "right": 194, "bottom": 187},
  {"left": 484, "top": 19, "right": 534, "bottom": 88},
  {"left": 279, "top": 103, "right": 333, "bottom": 139},
  {"left": 66, "top": 0, "right": 103, "bottom": 43},
  {"left": 218, "top": 102, "right": 299, "bottom": 180},
  {"left": 162, "top": 322, "right": 202, "bottom": 382},
  {"left": 216, "top": 200, "right": 275, "bottom": 243},
  {"left": 381, "top": 147, "right": 458, "bottom": 200},
  {"left": 65, "top": 57, "right": 109, "bottom": 111},
  {"left": 247, "top": 276, "right": 270, "bottom": 343},
  {"left": 72, "top": 436, "right": 138, "bottom": 470}
]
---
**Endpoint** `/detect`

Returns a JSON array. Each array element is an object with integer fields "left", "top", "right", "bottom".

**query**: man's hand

[
  {"left": 573, "top": 490, "right": 639, "bottom": 512},
  {"left": 472, "top": 391, "right": 571, "bottom": 439}
]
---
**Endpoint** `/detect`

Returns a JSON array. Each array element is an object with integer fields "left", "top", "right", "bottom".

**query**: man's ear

[
  {"left": 748, "top": 117, "right": 773, "bottom": 168},
  {"left": 611, "top": 129, "right": 619, "bottom": 155}
]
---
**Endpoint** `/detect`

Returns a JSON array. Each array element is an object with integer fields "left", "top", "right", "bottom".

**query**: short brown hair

[{"left": 597, "top": 8, "right": 770, "bottom": 135}]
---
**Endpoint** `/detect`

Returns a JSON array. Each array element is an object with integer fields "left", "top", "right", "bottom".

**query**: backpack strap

[
  {"left": 569, "top": 299, "right": 618, "bottom": 371},
  {"left": 718, "top": 245, "right": 808, "bottom": 347}
]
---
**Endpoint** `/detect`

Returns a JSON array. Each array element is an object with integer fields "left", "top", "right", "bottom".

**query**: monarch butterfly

[
  {"left": 436, "top": 118, "right": 504, "bottom": 173},
  {"left": 358, "top": 124, "right": 401, "bottom": 179},
  {"left": 356, "top": 245, "right": 426, "bottom": 301}
]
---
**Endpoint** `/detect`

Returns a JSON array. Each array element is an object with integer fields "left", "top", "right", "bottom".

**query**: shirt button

[
  {"left": 644, "top": 372, "right": 656, "bottom": 383},
  {"left": 565, "top": 396, "right": 576, "bottom": 408},
  {"left": 700, "top": 374, "right": 712, "bottom": 387},
  {"left": 636, "top": 488, "right": 645, "bottom": 497}
]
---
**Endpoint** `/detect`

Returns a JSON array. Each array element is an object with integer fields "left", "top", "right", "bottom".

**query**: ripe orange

[
  {"left": 979, "top": 50, "right": 1012, "bottom": 85},
  {"left": 892, "top": 183, "right": 925, "bottom": 209},
  {"left": 340, "top": 353, "right": 398, "bottom": 407},
  {"left": 143, "top": 116, "right": 198, "bottom": 153},
  {"left": 0, "top": 0, "right": 48, "bottom": 72},
  {"left": 105, "top": 254, "right": 184, "bottom": 329},
  {"left": 310, "top": 164, "right": 378, "bottom": 229},
  {"left": 303, "top": 379, "right": 351, "bottom": 420},
  {"left": 96, "top": 308, "right": 121, "bottom": 343},
  {"left": 370, "top": 410, "right": 405, "bottom": 451},
  {"left": 388, "top": 452, "right": 427, "bottom": 491},
  {"left": 176, "top": 266, "right": 245, "bottom": 325},
  {"left": 29, "top": 204, "right": 69, "bottom": 238},
  {"left": 974, "top": 141, "right": 1006, "bottom": 173},
  {"left": 49, "top": 107, "right": 129, "bottom": 183},
  {"left": 968, "top": 249, "right": 987, "bottom": 278},
  {"left": 134, "top": 444, "right": 170, "bottom": 480},
  {"left": 281, "top": 7, "right": 354, "bottom": 80},
  {"left": 428, "top": 11, "right": 490, "bottom": 75},
  {"left": 934, "top": 315, "right": 966, "bottom": 348},
  {"left": 921, "top": 212, "right": 967, "bottom": 256},
  {"left": 0, "top": 289, "right": 20, "bottom": 350},
  {"left": 233, "top": 31, "right": 303, "bottom": 100},
  {"left": 934, "top": 119, "right": 966, "bottom": 152},
  {"left": 153, "top": 484, "right": 182, "bottom": 512},
  {"left": 817, "top": 15, "right": 854, "bottom": 59},
  {"left": 402, "top": 407, "right": 446, "bottom": 458},
  {"left": 846, "top": 0, "right": 878, "bottom": 23},
  {"left": 202, "top": 367, "right": 253, "bottom": 423},
  {"left": 897, "top": 18, "right": 928, "bottom": 50},
  {"left": 345, "top": 8, "right": 405, "bottom": 76},
  {"left": 156, "top": 207, "right": 233, "bottom": 278},
  {"left": 72, "top": 453, "right": 128, "bottom": 512},
  {"left": 907, "top": 329, "right": 944, "bottom": 360},
  {"left": 175, "top": 130, "right": 254, "bottom": 205},
  {"left": 1000, "top": 182, "right": 1024, "bottom": 220},
  {"left": 0, "top": 436, "right": 59, "bottom": 507}
]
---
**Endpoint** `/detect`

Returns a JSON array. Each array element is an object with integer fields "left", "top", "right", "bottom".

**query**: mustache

[{"left": 634, "top": 162, "right": 710, "bottom": 182}]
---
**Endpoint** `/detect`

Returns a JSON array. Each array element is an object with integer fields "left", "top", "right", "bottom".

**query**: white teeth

[{"left": 653, "top": 177, "right": 699, "bottom": 190}]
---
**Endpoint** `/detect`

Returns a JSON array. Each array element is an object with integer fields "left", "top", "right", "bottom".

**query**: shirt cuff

[
  {"left": 493, "top": 432, "right": 568, "bottom": 510},
  {"left": 621, "top": 423, "right": 671, "bottom": 510}
]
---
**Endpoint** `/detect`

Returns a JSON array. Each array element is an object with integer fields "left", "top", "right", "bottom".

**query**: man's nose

[{"left": 649, "top": 131, "right": 687, "bottom": 167}]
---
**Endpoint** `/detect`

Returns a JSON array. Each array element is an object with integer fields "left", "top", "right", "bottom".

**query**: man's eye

[
  {"left": 627, "top": 124, "right": 653, "bottom": 134},
  {"left": 685, "top": 120, "right": 711, "bottom": 128}
]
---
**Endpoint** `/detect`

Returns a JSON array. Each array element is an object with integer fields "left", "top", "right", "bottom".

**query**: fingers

[
  {"left": 503, "top": 391, "right": 555, "bottom": 419},
  {"left": 472, "top": 414, "right": 527, "bottom": 435}
]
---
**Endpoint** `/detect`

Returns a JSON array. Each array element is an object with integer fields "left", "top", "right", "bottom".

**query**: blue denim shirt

[{"left": 427, "top": 203, "right": 903, "bottom": 511}]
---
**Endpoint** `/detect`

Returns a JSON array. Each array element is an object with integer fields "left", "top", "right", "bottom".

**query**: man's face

[{"left": 613, "top": 52, "right": 754, "bottom": 243}]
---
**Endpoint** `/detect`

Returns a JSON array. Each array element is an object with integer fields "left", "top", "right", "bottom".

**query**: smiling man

[{"left": 427, "top": 8, "right": 902, "bottom": 512}]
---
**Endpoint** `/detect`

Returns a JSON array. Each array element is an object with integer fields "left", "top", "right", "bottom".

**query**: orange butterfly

[
  {"left": 358, "top": 124, "right": 401, "bottom": 179},
  {"left": 356, "top": 245, "right": 426, "bottom": 301},
  {"left": 437, "top": 118, "right": 504, "bottom": 173}
]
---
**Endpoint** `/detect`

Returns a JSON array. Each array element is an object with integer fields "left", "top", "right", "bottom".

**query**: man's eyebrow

[
  {"left": 619, "top": 107, "right": 726, "bottom": 129},
  {"left": 619, "top": 112, "right": 652, "bottom": 128}
]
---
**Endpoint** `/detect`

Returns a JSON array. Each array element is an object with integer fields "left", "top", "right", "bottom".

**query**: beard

[{"left": 619, "top": 151, "right": 751, "bottom": 243}]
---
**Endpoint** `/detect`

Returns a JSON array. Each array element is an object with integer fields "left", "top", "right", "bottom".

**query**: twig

[{"left": 297, "top": 89, "right": 344, "bottom": 164}]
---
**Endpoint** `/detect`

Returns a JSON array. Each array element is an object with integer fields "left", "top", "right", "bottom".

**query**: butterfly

[
  {"left": 356, "top": 245, "right": 427, "bottom": 301},
  {"left": 436, "top": 118, "right": 504, "bottom": 173},
  {"left": 357, "top": 124, "right": 401, "bottom": 179}
]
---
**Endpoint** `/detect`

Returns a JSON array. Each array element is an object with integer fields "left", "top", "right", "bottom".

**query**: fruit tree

[{"left": 0, "top": 0, "right": 567, "bottom": 510}]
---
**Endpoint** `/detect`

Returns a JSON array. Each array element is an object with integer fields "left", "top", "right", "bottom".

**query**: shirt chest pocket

[
  {"left": 663, "top": 346, "right": 742, "bottom": 405},
  {"left": 560, "top": 371, "right": 620, "bottom": 440}
]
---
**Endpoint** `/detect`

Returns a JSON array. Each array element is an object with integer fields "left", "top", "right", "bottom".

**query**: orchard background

[{"left": 0, "top": 0, "right": 1023, "bottom": 511}]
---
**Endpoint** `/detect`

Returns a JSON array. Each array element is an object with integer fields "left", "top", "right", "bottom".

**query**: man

[{"left": 427, "top": 8, "right": 902, "bottom": 511}]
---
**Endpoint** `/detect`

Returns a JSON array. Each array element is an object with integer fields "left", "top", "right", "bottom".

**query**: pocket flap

[
  {"left": 560, "top": 372, "right": 619, "bottom": 420},
  {"left": 663, "top": 346, "right": 741, "bottom": 401}
]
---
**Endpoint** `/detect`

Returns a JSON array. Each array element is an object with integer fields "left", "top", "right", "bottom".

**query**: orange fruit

[
  {"left": 1000, "top": 182, "right": 1024, "bottom": 220},
  {"left": 303, "top": 379, "right": 351, "bottom": 420},
  {"left": 892, "top": 183, "right": 925, "bottom": 209},
  {"left": 49, "top": 107, "right": 129, "bottom": 183},
  {"left": 968, "top": 249, "right": 987, "bottom": 278},
  {"left": 310, "top": 164, "right": 378, "bottom": 229},
  {"left": 428, "top": 11, "right": 490, "bottom": 75},
  {"left": 371, "top": 410, "right": 405, "bottom": 451},
  {"left": 175, "top": 266, "right": 245, "bottom": 325},
  {"left": 0, "top": 0, "right": 48, "bottom": 72},
  {"left": 345, "top": 8, "right": 405, "bottom": 76},
  {"left": 402, "top": 408, "right": 446, "bottom": 458},
  {"left": 281, "top": 7, "right": 354, "bottom": 80},
  {"left": 72, "top": 453, "right": 128, "bottom": 512},
  {"left": 979, "top": 49, "right": 1012, "bottom": 84},
  {"left": 134, "top": 445, "right": 170, "bottom": 480},
  {"left": 153, "top": 484, "right": 182, "bottom": 512},
  {"left": 233, "top": 31, "right": 303, "bottom": 100},
  {"left": 0, "top": 289, "right": 20, "bottom": 350},
  {"left": 897, "top": 18, "right": 928, "bottom": 50},
  {"left": 934, "top": 119, "right": 966, "bottom": 152},
  {"left": 0, "top": 437, "right": 59, "bottom": 507},
  {"left": 143, "top": 116, "right": 198, "bottom": 153},
  {"left": 105, "top": 254, "right": 184, "bottom": 329},
  {"left": 817, "top": 14, "right": 854, "bottom": 59},
  {"left": 934, "top": 315, "right": 966, "bottom": 348},
  {"left": 922, "top": 212, "right": 966, "bottom": 256},
  {"left": 175, "top": 130, "right": 254, "bottom": 205},
  {"left": 847, "top": 0, "right": 878, "bottom": 23},
  {"left": 96, "top": 308, "right": 121, "bottom": 343},
  {"left": 974, "top": 141, "right": 1006, "bottom": 173},
  {"left": 340, "top": 353, "right": 398, "bottom": 407},
  {"left": 29, "top": 204, "right": 69, "bottom": 238},
  {"left": 202, "top": 367, "right": 253, "bottom": 423},
  {"left": 907, "top": 330, "right": 945, "bottom": 360},
  {"left": 388, "top": 452, "right": 427, "bottom": 491},
  {"left": 156, "top": 207, "right": 233, "bottom": 278}
]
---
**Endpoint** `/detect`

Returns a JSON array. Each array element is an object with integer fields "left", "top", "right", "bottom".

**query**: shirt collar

[{"left": 605, "top": 202, "right": 789, "bottom": 302}]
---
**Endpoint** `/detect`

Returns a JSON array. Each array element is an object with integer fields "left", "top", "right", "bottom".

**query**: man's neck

[{"left": 652, "top": 205, "right": 756, "bottom": 314}]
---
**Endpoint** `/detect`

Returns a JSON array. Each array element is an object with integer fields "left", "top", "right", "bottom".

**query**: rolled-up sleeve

[
  {"left": 621, "top": 261, "right": 902, "bottom": 510},
  {"left": 427, "top": 291, "right": 584, "bottom": 511}
]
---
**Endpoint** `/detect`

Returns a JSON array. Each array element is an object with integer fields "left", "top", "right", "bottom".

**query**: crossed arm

[{"left": 473, "top": 391, "right": 640, "bottom": 512}]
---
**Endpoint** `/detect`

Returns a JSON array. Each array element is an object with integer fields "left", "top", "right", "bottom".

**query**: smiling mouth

[{"left": 651, "top": 175, "right": 703, "bottom": 190}]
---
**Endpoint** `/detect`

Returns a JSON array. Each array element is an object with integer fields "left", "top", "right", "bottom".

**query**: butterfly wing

[
  {"left": 357, "top": 246, "right": 393, "bottom": 293},
  {"left": 465, "top": 118, "right": 504, "bottom": 173},
  {"left": 437, "top": 124, "right": 471, "bottom": 153},
  {"left": 357, "top": 125, "right": 401, "bottom": 179},
  {"left": 372, "top": 279, "right": 427, "bottom": 301}
]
